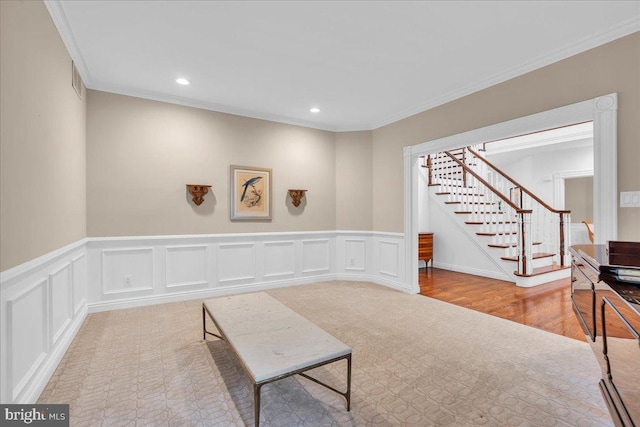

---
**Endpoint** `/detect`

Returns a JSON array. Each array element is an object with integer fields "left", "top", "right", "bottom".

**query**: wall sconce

[
  {"left": 186, "top": 184, "right": 212, "bottom": 206},
  {"left": 288, "top": 189, "right": 307, "bottom": 207}
]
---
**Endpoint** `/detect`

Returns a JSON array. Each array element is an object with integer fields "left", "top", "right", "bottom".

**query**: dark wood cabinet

[{"left": 419, "top": 233, "right": 433, "bottom": 267}]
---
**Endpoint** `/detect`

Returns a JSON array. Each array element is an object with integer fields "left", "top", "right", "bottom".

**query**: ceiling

[{"left": 46, "top": 1, "right": 640, "bottom": 132}]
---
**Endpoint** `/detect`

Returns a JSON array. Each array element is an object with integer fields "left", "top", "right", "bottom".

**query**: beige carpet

[{"left": 38, "top": 281, "right": 612, "bottom": 426}]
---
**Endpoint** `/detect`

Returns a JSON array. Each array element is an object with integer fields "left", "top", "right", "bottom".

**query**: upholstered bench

[{"left": 202, "top": 292, "right": 352, "bottom": 427}]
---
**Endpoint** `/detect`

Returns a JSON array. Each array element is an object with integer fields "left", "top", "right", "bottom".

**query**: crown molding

[
  {"left": 90, "top": 81, "right": 341, "bottom": 132},
  {"left": 371, "top": 17, "right": 639, "bottom": 130},
  {"left": 44, "top": 0, "right": 93, "bottom": 86}
]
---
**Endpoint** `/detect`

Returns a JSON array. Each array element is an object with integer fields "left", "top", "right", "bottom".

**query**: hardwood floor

[{"left": 419, "top": 267, "right": 587, "bottom": 341}]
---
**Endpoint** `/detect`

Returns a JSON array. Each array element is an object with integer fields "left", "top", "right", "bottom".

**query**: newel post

[
  {"left": 559, "top": 212, "right": 571, "bottom": 267},
  {"left": 518, "top": 211, "right": 533, "bottom": 276}
]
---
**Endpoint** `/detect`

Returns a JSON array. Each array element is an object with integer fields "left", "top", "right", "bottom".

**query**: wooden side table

[{"left": 419, "top": 233, "right": 433, "bottom": 267}]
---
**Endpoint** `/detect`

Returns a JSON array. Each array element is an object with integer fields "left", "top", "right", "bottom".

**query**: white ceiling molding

[
  {"left": 373, "top": 16, "right": 639, "bottom": 130},
  {"left": 44, "top": 0, "right": 92, "bottom": 86},
  {"left": 92, "top": 82, "right": 339, "bottom": 132}
]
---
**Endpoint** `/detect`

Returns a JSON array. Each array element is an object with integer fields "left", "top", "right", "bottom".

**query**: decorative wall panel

[
  {"left": 344, "top": 239, "right": 366, "bottom": 271},
  {"left": 7, "top": 279, "right": 48, "bottom": 402},
  {"left": 71, "top": 254, "right": 86, "bottom": 315},
  {"left": 263, "top": 241, "right": 296, "bottom": 278},
  {"left": 165, "top": 245, "right": 208, "bottom": 288},
  {"left": 101, "top": 248, "right": 154, "bottom": 295},
  {"left": 378, "top": 240, "right": 399, "bottom": 277},
  {"left": 218, "top": 243, "right": 256, "bottom": 283},
  {"left": 49, "top": 264, "right": 72, "bottom": 345},
  {"left": 302, "top": 239, "right": 330, "bottom": 274}
]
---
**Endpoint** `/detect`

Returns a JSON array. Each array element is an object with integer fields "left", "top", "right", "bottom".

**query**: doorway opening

[{"left": 403, "top": 94, "right": 618, "bottom": 293}]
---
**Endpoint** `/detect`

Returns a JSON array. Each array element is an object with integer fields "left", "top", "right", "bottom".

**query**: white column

[{"left": 593, "top": 94, "right": 618, "bottom": 244}]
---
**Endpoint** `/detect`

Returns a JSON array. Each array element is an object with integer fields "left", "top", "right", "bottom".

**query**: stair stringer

[{"left": 428, "top": 187, "right": 514, "bottom": 283}]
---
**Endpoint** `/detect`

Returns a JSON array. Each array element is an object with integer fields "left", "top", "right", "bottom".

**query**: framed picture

[{"left": 230, "top": 165, "right": 272, "bottom": 220}]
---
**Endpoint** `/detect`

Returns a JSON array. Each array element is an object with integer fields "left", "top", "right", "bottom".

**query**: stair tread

[
  {"left": 445, "top": 201, "right": 495, "bottom": 205},
  {"left": 490, "top": 242, "right": 542, "bottom": 248},
  {"left": 455, "top": 211, "right": 505, "bottom": 214},
  {"left": 465, "top": 221, "right": 517, "bottom": 225},
  {"left": 513, "top": 264, "right": 570, "bottom": 277},
  {"left": 434, "top": 192, "right": 484, "bottom": 196},
  {"left": 500, "top": 252, "right": 554, "bottom": 261},
  {"left": 476, "top": 232, "right": 517, "bottom": 236},
  {"left": 446, "top": 202, "right": 495, "bottom": 205}
]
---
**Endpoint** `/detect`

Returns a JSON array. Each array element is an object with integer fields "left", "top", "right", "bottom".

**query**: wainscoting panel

[
  {"left": 0, "top": 240, "right": 88, "bottom": 405},
  {"left": 218, "top": 243, "right": 256, "bottom": 283},
  {"left": 102, "top": 248, "right": 154, "bottom": 295},
  {"left": 71, "top": 254, "right": 87, "bottom": 315},
  {"left": 263, "top": 241, "right": 296, "bottom": 279},
  {"left": 1, "top": 231, "right": 407, "bottom": 404},
  {"left": 378, "top": 240, "right": 400, "bottom": 277},
  {"left": 344, "top": 239, "right": 366, "bottom": 272},
  {"left": 302, "top": 239, "right": 331, "bottom": 274},
  {"left": 165, "top": 245, "right": 208, "bottom": 289},
  {"left": 49, "top": 263, "right": 72, "bottom": 346},
  {"left": 7, "top": 279, "right": 48, "bottom": 402}
]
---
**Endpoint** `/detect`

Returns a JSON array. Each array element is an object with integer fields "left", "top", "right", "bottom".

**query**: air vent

[{"left": 71, "top": 61, "right": 83, "bottom": 99}]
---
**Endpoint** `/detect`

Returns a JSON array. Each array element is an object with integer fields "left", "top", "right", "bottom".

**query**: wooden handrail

[
  {"left": 444, "top": 151, "right": 531, "bottom": 214},
  {"left": 467, "top": 147, "right": 570, "bottom": 214}
]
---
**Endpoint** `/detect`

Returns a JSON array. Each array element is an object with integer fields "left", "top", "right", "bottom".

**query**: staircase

[{"left": 424, "top": 145, "right": 571, "bottom": 287}]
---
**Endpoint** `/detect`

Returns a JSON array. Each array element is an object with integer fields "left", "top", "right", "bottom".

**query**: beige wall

[
  {"left": 0, "top": 0, "right": 87, "bottom": 271},
  {"left": 335, "top": 131, "right": 373, "bottom": 230},
  {"left": 565, "top": 177, "right": 594, "bottom": 224},
  {"left": 372, "top": 32, "right": 640, "bottom": 240},
  {"left": 87, "top": 91, "right": 337, "bottom": 236}
]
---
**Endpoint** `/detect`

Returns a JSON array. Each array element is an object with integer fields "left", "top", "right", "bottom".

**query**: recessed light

[
  {"left": 310, "top": 107, "right": 320, "bottom": 113},
  {"left": 176, "top": 78, "right": 190, "bottom": 86}
]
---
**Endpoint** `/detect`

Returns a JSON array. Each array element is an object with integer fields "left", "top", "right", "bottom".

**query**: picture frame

[{"left": 230, "top": 165, "right": 272, "bottom": 220}]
